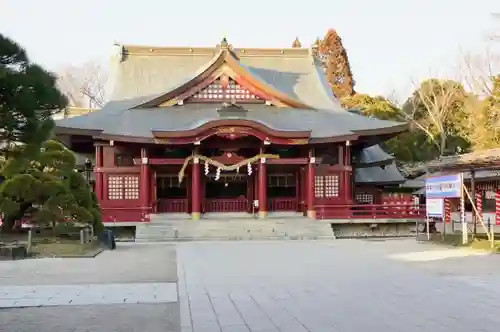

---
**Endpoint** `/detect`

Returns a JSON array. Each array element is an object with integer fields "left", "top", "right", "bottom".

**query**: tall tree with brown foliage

[{"left": 317, "top": 29, "right": 355, "bottom": 98}]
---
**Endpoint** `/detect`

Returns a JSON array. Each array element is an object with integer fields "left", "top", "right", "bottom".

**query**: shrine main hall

[{"left": 55, "top": 38, "right": 420, "bottom": 235}]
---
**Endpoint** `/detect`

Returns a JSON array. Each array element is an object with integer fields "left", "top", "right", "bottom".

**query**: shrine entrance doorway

[{"left": 204, "top": 174, "right": 251, "bottom": 213}]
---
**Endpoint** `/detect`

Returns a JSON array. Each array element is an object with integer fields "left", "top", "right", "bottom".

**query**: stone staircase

[{"left": 135, "top": 212, "right": 335, "bottom": 242}]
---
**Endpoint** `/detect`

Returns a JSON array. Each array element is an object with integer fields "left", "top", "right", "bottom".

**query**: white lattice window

[
  {"left": 324, "top": 175, "right": 339, "bottom": 197},
  {"left": 190, "top": 78, "right": 263, "bottom": 102},
  {"left": 314, "top": 176, "right": 324, "bottom": 198},
  {"left": 108, "top": 175, "right": 139, "bottom": 200},
  {"left": 315, "top": 175, "right": 340, "bottom": 198},
  {"left": 108, "top": 176, "right": 123, "bottom": 200},
  {"left": 356, "top": 192, "right": 374, "bottom": 204},
  {"left": 124, "top": 176, "right": 139, "bottom": 200}
]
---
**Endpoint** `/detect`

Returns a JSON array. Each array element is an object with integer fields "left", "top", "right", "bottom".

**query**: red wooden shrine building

[{"left": 55, "top": 38, "right": 422, "bottom": 225}]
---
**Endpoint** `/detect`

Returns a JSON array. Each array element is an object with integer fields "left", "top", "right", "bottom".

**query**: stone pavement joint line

[{"left": 0, "top": 282, "right": 178, "bottom": 308}]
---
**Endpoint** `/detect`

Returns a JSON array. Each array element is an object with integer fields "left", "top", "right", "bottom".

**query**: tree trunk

[
  {"left": 0, "top": 217, "right": 16, "bottom": 233},
  {"left": 439, "top": 133, "right": 447, "bottom": 156}
]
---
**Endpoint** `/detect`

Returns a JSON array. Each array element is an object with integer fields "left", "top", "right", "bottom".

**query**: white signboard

[
  {"left": 425, "top": 174, "right": 462, "bottom": 198},
  {"left": 426, "top": 198, "right": 444, "bottom": 218}
]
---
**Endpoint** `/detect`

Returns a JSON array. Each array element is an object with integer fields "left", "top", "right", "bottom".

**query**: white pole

[
  {"left": 490, "top": 223, "right": 494, "bottom": 249},
  {"left": 426, "top": 216, "right": 430, "bottom": 240},
  {"left": 461, "top": 175, "right": 467, "bottom": 245},
  {"left": 415, "top": 219, "right": 419, "bottom": 239}
]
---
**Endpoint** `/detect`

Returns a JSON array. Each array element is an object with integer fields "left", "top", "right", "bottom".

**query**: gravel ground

[
  {"left": 0, "top": 243, "right": 178, "bottom": 286},
  {"left": 0, "top": 303, "right": 180, "bottom": 332},
  {"left": 0, "top": 243, "right": 180, "bottom": 332}
]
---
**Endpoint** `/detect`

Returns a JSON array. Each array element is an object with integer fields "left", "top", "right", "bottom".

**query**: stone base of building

[
  {"left": 330, "top": 222, "right": 416, "bottom": 238},
  {"left": 134, "top": 213, "right": 420, "bottom": 242},
  {"left": 135, "top": 214, "right": 335, "bottom": 242}
]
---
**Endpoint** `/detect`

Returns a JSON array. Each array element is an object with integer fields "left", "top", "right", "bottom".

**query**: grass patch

[
  {"left": 1, "top": 233, "right": 102, "bottom": 258},
  {"left": 425, "top": 233, "right": 500, "bottom": 252},
  {"left": 469, "top": 238, "right": 500, "bottom": 253},
  {"left": 30, "top": 238, "right": 102, "bottom": 258}
]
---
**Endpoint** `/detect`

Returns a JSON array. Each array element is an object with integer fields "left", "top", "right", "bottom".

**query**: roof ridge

[{"left": 122, "top": 45, "right": 311, "bottom": 58}]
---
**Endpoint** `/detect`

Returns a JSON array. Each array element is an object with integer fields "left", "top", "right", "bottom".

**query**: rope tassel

[{"left": 178, "top": 153, "right": 279, "bottom": 183}]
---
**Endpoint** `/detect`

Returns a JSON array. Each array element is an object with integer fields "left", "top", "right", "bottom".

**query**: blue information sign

[{"left": 425, "top": 174, "right": 462, "bottom": 199}]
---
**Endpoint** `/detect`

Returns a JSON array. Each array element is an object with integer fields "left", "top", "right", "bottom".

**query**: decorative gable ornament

[
  {"left": 220, "top": 75, "right": 229, "bottom": 89},
  {"left": 188, "top": 77, "right": 264, "bottom": 103}
]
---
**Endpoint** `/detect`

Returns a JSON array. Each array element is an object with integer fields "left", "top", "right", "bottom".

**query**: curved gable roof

[{"left": 108, "top": 44, "right": 344, "bottom": 111}]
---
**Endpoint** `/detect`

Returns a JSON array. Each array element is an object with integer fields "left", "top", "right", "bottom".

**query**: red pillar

[
  {"left": 94, "top": 145, "right": 103, "bottom": 201},
  {"left": 344, "top": 141, "right": 352, "bottom": 203},
  {"left": 307, "top": 148, "right": 316, "bottom": 219},
  {"left": 258, "top": 157, "right": 267, "bottom": 218},
  {"left": 191, "top": 156, "right": 201, "bottom": 220},
  {"left": 140, "top": 148, "right": 150, "bottom": 221}
]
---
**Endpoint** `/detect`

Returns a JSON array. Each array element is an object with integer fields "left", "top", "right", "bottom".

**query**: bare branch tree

[
  {"left": 57, "top": 61, "right": 107, "bottom": 109},
  {"left": 400, "top": 79, "right": 467, "bottom": 157},
  {"left": 458, "top": 48, "right": 500, "bottom": 150},
  {"left": 490, "top": 13, "right": 500, "bottom": 41},
  {"left": 459, "top": 50, "right": 500, "bottom": 98}
]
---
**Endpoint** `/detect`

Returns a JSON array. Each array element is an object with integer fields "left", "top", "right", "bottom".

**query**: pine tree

[
  {"left": 0, "top": 34, "right": 67, "bottom": 153},
  {"left": 0, "top": 140, "right": 103, "bottom": 232},
  {"left": 317, "top": 29, "right": 355, "bottom": 98},
  {"left": 0, "top": 35, "right": 103, "bottom": 232}
]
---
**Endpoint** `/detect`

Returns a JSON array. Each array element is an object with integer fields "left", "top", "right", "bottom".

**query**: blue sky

[{"left": 0, "top": 0, "right": 498, "bottom": 99}]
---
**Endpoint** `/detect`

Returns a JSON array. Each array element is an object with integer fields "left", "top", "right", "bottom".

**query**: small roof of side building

[
  {"left": 355, "top": 162, "right": 405, "bottom": 186},
  {"left": 355, "top": 144, "right": 395, "bottom": 168},
  {"left": 405, "top": 148, "right": 500, "bottom": 177}
]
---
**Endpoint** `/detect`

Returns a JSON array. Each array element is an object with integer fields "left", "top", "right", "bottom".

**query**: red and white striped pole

[
  {"left": 444, "top": 198, "right": 451, "bottom": 224},
  {"left": 496, "top": 187, "right": 500, "bottom": 225},
  {"left": 476, "top": 189, "right": 483, "bottom": 225}
]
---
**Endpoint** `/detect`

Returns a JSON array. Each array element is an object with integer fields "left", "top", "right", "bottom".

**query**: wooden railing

[
  {"left": 157, "top": 198, "right": 188, "bottom": 213},
  {"left": 204, "top": 198, "right": 248, "bottom": 213},
  {"left": 269, "top": 198, "right": 298, "bottom": 211},
  {"left": 316, "top": 204, "right": 426, "bottom": 220}
]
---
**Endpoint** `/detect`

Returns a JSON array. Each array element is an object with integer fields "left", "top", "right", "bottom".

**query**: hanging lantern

[
  {"left": 247, "top": 162, "right": 252, "bottom": 176},
  {"left": 215, "top": 167, "right": 221, "bottom": 181},
  {"left": 204, "top": 161, "right": 209, "bottom": 175},
  {"left": 236, "top": 166, "right": 240, "bottom": 174}
]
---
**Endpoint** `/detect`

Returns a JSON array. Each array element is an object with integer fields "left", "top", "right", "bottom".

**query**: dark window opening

[
  {"left": 115, "top": 153, "right": 134, "bottom": 167},
  {"left": 268, "top": 174, "right": 296, "bottom": 198},
  {"left": 157, "top": 175, "right": 186, "bottom": 199},
  {"left": 205, "top": 175, "right": 247, "bottom": 199}
]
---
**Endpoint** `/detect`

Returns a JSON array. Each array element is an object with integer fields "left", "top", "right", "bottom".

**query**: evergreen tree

[
  {"left": 0, "top": 140, "right": 103, "bottom": 232},
  {"left": 317, "top": 29, "right": 355, "bottom": 98},
  {"left": 0, "top": 34, "right": 67, "bottom": 153},
  {"left": 0, "top": 34, "right": 101, "bottom": 232}
]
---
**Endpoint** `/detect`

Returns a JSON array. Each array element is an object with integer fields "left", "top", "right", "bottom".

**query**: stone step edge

[{"left": 135, "top": 236, "right": 336, "bottom": 242}]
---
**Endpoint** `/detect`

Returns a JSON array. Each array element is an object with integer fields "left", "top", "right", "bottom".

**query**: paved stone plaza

[{"left": 1, "top": 240, "right": 500, "bottom": 331}]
